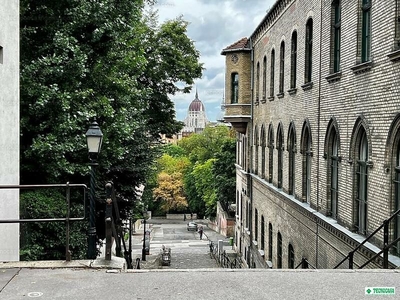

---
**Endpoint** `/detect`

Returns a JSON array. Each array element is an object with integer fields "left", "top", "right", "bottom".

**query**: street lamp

[{"left": 85, "top": 121, "right": 103, "bottom": 259}]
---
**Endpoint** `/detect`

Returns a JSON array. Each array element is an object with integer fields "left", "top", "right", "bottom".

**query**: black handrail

[
  {"left": 295, "top": 257, "right": 316, "bottom": 269},
  {"left": 334, "top": 207, "right": 400, "bottom": 269},
  {"left": 0, "top": 183, "right": 87, "bottom": 261}
]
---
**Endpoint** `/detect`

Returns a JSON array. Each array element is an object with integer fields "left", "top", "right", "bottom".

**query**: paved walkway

[{"left": 131, "top": 219, "right": 229, "bottom": 269}]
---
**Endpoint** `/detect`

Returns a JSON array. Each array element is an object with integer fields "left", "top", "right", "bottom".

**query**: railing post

[
  {"left": 383, "top": 220, "right": 389, "bottom": 269},
  {"left": 348, "top": 251, "right": 354, "bottom": 269},
  {"left": 301, "top": 257, "right": 308, "bottom": 269},
  {"left": 65, "top": 182, "right": 71, "bottom": 262},
  {"left": 105, "top": 182, "right": 113, "bottom": 261}
]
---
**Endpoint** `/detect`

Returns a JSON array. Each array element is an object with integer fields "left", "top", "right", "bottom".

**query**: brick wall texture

[{"left": 226, "top": 0, "right": 400, "bottom": 269}]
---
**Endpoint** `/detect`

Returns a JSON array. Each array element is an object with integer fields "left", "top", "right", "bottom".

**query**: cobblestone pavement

[{"left": 130, "top": 219, "right": 230, "bottom": 269}]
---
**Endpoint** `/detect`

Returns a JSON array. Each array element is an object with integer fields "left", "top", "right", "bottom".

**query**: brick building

[{"left": 222, "top": 0, "right": 400, "bottom": 269}]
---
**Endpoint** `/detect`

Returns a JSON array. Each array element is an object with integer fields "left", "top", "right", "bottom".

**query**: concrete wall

[{"left": 0, "top": 0, "right": 20, "bottom": 261}]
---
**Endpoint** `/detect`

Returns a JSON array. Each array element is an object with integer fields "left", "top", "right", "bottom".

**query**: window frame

[
  {"left": 288, "top": 244, "right": 295, "bottom": 269},
  {"left": 263, "top": 56, "right": 267, "bottom": 100},
  {"left": 268, "top": 124, "right": 274, "bottom": 184},
  {"left": 290, "top": 31, "right": 298, "bottom": 89},
  {"left": 355, "top": 129, "right": 368, "bottom": 235},
  {"left": 361, "top": 0, "right": 372, "bottom": 63},
  {"left": 268, "top": 223, "right": 273, "bottom": 261},
  {"left": 288, "top": 123, "right": 296, "bottom": 196},
  {"left": 231, "top": 73, "right": 239, "bottom": 104},
  {"left": 277, "top": 124, "right": 284, "bottom": 189},
  {"left": 305, "top": 18, "right": 313, "bottom": 83},
  {"left": 270, "top": 49, "right": 275, "bottom": 98},
  {"left": 277, "top": 232, "right": 282, "bottom": 269},
  {"left": 279, "top": 41, "right": 285, "bottom": 95},
  {"left": 256, "top": 62, "right": 260, "bottom": 102},
  {"left": 331, "top": 0, "right": 341, "bottom": 73}
]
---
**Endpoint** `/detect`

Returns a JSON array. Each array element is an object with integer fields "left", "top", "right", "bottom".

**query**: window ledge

[
  {"left": 325, "top": 71, "right": 342, "bottom": 83},
  {"left": 287, "top": 88, "right": 297, "bottom": 95},
  {"left": 388, "top": 49, "right": 400, "bottom": 62},
  {"left": 351, "top": 61, "right": 372, "bottom": 74},
  {"left": 268, "top": 96, "right": 274, "bottom": 101},
  {"left": 301, "top": 82, "right": 313, "bottom": 91},
  {"left": 254, "top": 100, "right": 259, "bottom": 106},
  {"left": 277, "top": 92, "right": 284, "bottom": 99},
  {"left": 261, "top": 97, "right": 267, "bottom": 104}
]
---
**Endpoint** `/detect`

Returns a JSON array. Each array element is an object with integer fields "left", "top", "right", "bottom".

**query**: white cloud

[{"left": 155, "top": 0, "right": 276, "bottom": 121}]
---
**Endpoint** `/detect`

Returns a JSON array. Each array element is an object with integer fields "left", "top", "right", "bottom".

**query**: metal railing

[
  {"left": 334, "top": 208, "right": 400, "bottom": 269},
  {"left": 0, "top": 183, "right": 87, "bottom": 261},
  {"left": 295, "top": 257, "right": 316, "bottom": 269},
  {"left": 208, "top": 240, "right": 243, "bottom": 269}
]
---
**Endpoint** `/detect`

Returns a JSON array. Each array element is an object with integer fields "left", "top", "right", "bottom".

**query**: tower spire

[{"left": 195, "top": 88, "right": 198, "bottom": 99}]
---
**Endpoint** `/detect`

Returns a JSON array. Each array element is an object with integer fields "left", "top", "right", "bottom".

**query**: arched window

[
  {"left": 305, "top": 18, "right": 313, "bottom": 83},
  {"left": 268, "top": 124, "right": 274, "bottom": 183},
  {"left": 231, "top": 73, "right": 239, "bottom": 103},
  {"left": 287, "top": 122, "right": 296, "bottom": 195},
  {"left": 261, "top": 216, "right": 265, "bottom": 251},
  {"left": 288, "top": 244, "right": 295, "bottom": 269},
  {"left": 330, "top": 130, "right": 339, "bottom": 218},
  {"left": 279, "top": 41, "right": 285, "bottom": 95},
  {"left": 331, "top": 0, "right": 341, "bottom": 73},
  {"left": 261, "top": 125, "right": 266, "bottom": 179},
  {"left": 256, "top": 62, "right": 260, "bottom": 102},
  {"left": 254, "top": 126, "right": 259, "bottom": 175},
  {"left": 360, "top": 0, "right": 371, "bottom": 62},
  {"left": 270, "top": 49, "right": 275, "bottom": 98},
  {"left": 396, "top": 0, "right": 400, "bottom": 50},
  {"left": 302, "top": 121, "right": 312, "bottom": 203},
  {"left": 268, "top": 223, "right": 273, "bottom": 261},
  {"left": 355, "top": 127, "right": 368, "bottom": 235},
  {"left": 277, "top": 123, "right": 284, "bottom": 189},
  {"left": 277, "top": 232, "right": 282, "bottom": 269},
  {"left": 255, "top": 209, "right": 258, "bottom": 243},
  {"left": 263, "top": 56, "right": 267, "bottom": 100},
  {"left": 290, "top": 31, "right": 297, "bottom": 89},
  {"left": 394, "top": 143, "right": 400, "bottom": 255}
]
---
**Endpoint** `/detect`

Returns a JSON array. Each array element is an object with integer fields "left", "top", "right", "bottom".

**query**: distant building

[
  {"left": 0, "top": 1, "right": 20, "bottom": 261},
  {"left": 180, "top": 90, "right": 209, "bottom": 138}
]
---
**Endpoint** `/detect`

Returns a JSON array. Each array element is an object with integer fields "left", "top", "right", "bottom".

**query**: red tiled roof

[{"left": 221, "top": 37, "right": 250, "bottom": 54}]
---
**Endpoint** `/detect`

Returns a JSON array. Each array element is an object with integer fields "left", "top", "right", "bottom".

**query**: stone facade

[
  {"left": 0, "top": 1, "right": 20, "bottom": 261},
  {"left": 224, "top": 0, "right": 400, "bottom": 269}
]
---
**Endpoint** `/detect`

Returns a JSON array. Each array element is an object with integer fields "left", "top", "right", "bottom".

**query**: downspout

[
  {"left": 249, "top": 36, "right": 255, "bottom": 267},
  {"left": 315, "top": 0, "right": 323, "bottom": 269}
]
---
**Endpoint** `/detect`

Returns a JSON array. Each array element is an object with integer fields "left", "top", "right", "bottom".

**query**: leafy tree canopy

[{"left": 19, "top": 0, "right": 203, "bottom": 258}]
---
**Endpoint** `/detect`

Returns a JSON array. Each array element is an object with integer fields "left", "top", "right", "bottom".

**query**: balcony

[{"left": 223, "top": 103, "right": 251, "bottom": 134}]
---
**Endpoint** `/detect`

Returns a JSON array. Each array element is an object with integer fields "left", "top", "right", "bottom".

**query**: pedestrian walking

[{"left": 198, "top": 225, "right": 203, "bottom": 240}]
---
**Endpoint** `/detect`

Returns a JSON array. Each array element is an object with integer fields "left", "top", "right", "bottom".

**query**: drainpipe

[
  {"left": 249, "top": 36, "right": 255, "bottom": 267},
  {"left": 315, "top": 0, "right": 324, "bottom": 269}
]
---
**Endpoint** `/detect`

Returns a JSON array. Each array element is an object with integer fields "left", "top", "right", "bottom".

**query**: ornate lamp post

[{"left": 85, "top": 121, "right": 103, "bottom": 259}]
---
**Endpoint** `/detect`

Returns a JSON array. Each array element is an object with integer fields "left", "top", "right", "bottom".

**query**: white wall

[{"left": 0, "top": 0, "right": 20, "bottom": 261}]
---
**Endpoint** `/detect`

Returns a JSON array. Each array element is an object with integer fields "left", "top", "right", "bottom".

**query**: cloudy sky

[{"left": 153, "top": 0, "right": 276, "bottom": 122}]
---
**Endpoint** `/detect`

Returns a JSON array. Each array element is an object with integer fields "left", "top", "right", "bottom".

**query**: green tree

[
  {"left": 213, "top": 139, "right": 236, "bottom": 214},
  {"left": 19, "top": 0, "right": 202, "bottom": 259},
  {"left": 192, "top": 160, "right": 217, "bottom": 218}
]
